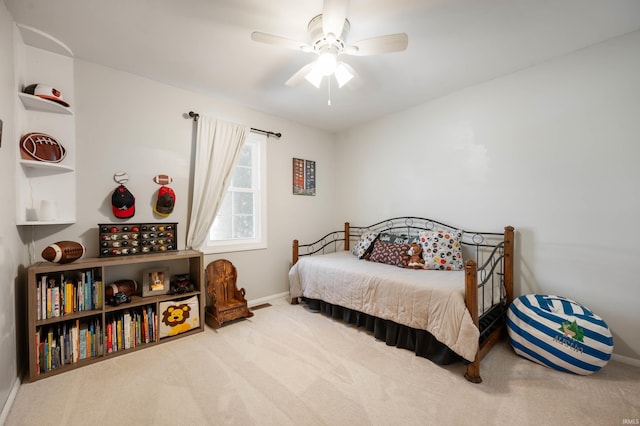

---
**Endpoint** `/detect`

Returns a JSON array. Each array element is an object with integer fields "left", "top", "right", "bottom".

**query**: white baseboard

[
  {"left": 248, "top": 291, "right": 289, "bottom": 308},
  {"left": 612, "top": 353, "right": 640, "bottom": 368},
  {"left": 0, "top": 376, "right": 21, "bottom": 426}
]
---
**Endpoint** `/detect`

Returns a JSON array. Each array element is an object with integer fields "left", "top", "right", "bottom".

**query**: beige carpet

[{"left": 6, "top": 297, "right": 640, "bottom": 426}]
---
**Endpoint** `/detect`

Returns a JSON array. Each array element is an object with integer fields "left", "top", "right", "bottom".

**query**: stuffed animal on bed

[{"left": 407, "top": 243, "right": 426, "bottom": 269}]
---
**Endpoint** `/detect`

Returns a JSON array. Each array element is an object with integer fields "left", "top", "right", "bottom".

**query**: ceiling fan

[{"left": 251, "top": 0, "right": 408, "bottom": 90}]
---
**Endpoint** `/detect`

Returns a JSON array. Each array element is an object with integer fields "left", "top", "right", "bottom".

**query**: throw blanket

[{"left": 289, "top": 251, "right": 480, "bottom": 362}]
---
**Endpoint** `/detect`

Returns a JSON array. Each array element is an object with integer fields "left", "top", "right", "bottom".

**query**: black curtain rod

[{"left": 187, "top": 111, "right": 282, "bottom": 139}]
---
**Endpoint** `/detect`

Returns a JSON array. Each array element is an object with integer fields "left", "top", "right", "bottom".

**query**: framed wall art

[
  {"left": 142, "top": 267, "right": 170, "bottom": 296},
  {"left": 292, "top": 158, "right": 316, "bottom": 196}
]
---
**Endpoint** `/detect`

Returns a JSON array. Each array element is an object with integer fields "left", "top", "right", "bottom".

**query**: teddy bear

[{"left": 407, "top": 243, "right": 426, "bottom": 269}]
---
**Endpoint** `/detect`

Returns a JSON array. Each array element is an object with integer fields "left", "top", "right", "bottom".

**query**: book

[
  {"left": 84, "top": 271, "right": 91, "bottom": 310},
  {"left": 60, "top": 323, "right": 67, "bottom": 365},
  {"left": 79, "top": 325, "right": 87, "bottom": 360},
  {"left": 46, "top": 280, "right": 53, "bottom": 319},
  {"left": 96, "top": 280, "right": 103, "bottom": 308},
  {"left": 65, "top": 282, "right": 74, "bottom": 314},
  {"left": 116, "top": 317, "right": 123, "bottom": 351},
  {"left": 36, "top": 279, "right": 42, "bottom": 320},
  {"left": 51, "top": 340, "right": 59, "bottom": 369},
  {"left": 72, "top": 320, "right": 79, "bottom": 363},
  {"left": 106, "top": 322, "right": 113, "bottom": 353},
  {"left": 77, "top": 276, "right": 84, "bottom": 311},
  {"left": 142, "top": 309, "right": 149, "bottom": 343},
  {"left": 125, "top": 312, "right": 133, "bottom": 349},
  {"left": 35, "top": 329, "right": 41, "bottom": 374},
  {"left": 47, "top": 328, "right": 53, "bottom": 371},
  {"left": 52, "top": 286, "right": 60, "bottom": 317},
  {"left": 40, "top": 275, "right": 47, "bottom": 320}
]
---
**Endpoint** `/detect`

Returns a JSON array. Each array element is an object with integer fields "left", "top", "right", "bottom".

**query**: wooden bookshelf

[{"left": 26, "top": 250, "right": 205, "bottom": 382}]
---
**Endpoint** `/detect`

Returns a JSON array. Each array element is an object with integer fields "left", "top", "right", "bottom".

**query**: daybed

[{"left": 288, "top": 217, "right": 514, "bottom": 383}]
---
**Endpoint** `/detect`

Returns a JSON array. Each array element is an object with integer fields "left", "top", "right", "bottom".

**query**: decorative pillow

[
  {"left": 369, "top": 240, "right": 411, "bottom": 268},
  {"left": 158, "top": 295, "right": 200, "bottom": 339},
  {"left": 378, "top": 232, "right": 421, "bottom": 245},
  {"left": 377, "top": 232, "right": 410, "bottom": 245},
  {"left": 352, "top": 230, "right": 378, "bottom": 259},
  {"left": 419, "top": 229, "right": 464, "bottom": 270}
]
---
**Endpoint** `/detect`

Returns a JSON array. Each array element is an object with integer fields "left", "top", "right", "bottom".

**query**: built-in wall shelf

[
  {"left": 20, "top": 159, "right": 74, "bottom": 173},
  {"left": 18, "top": 92, "right": 73, "bottom": 115},
  {"left": 17, "top": 220, "right": 76, "bottom": 226},
  {"left": 15, "top": 23, "right": 76, "bottom": 226},
  {"left": 16, "top": 23, "right": 73, "bottom": 57}
]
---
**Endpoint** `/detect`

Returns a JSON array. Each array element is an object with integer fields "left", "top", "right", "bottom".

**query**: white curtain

[{"left": 186, "top": 116, "right": 248, "bottom": 250}]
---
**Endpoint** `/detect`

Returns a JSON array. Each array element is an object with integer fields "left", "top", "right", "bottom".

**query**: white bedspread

[{"left": 288, "top": 251, "right": 480, "bottom": 362}]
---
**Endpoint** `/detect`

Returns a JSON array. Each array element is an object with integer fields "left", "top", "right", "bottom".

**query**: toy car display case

[{"left": 98, "top": 223, "right": 177, "bottom": 257}]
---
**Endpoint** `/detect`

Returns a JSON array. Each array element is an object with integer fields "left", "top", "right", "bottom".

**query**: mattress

[{"left": 289, "top": 251, "right": 485, "bottom": 362}]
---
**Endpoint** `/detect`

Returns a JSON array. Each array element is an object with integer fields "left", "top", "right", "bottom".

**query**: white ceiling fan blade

[
  {"left": 322, "top": 0, "right": 348, "bottom": 37},
  {"left": 347, "top": 33, "right": 408, "bottom": 56},
  {"left": 251, "top": 32, "right": 309, "bottom": 51},
  {"left": 285, "top": 62, "right": 316, "bottom": 87},
  {"left": 339, "top": 62, "right": 363, "bottom": 90}
]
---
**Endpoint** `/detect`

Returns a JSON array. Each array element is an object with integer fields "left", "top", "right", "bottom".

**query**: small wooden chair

[{"left": 205, "top": 259, "right": 253, "bottom": 328}]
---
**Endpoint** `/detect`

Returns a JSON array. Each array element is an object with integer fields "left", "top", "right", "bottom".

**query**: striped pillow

[{"left": 507, "top": 294, "right": 613, "bottom": 375}]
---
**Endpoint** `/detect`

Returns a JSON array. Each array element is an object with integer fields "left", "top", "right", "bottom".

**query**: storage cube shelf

[{"left": 26, "top": 250, "right": 204, "bottom": 382}]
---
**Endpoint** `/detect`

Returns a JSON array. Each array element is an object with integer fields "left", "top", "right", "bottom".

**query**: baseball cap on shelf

[
  {"left": 112, "top": 185, "right": 135, "bottom": 219},
  {"left": 23, "top": 84, "right": 70, "bottom": 107},
  {"left": 154, "top": 186, "right": 175, "bottom": 217}
]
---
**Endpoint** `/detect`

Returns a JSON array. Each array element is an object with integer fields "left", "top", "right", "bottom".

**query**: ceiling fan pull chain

[{"left": 328, "top": 77, "right": 332, "bottom": 106}]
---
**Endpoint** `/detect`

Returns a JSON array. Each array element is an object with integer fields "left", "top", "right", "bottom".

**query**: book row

[
  {"left": 36, "top": 269, "right": 103, "bottom": 320},
  {"left": 36, "top": 317, "right": 103, "bottom": 374},
  {"left": 105, "top": 305, "right": 158, "bottom": 353},
  {"left": 35, "top": 305, "right": 159, "bottom": 375}
]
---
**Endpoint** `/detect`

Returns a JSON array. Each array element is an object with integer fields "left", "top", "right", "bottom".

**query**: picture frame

[
  {"left": 292, "top": 158, "right": 316, "bottom": 196},
  {"left": 142, "top": 267, "right": 170, "bottom": 296}
]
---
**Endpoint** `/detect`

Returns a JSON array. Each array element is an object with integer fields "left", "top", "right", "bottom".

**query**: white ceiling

[{"left": 5, "top": 0, "right": 640, "bottom": 132}]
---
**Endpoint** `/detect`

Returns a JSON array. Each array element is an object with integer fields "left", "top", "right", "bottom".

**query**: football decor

[
  {"left": 41, "top": 241, "right": 85, "bottom": 264},
  {"left": 20, "top": 132, "right": 66, "bottom": 163},
  {"left": 153, "top": 174, "right": 173, "bottom": 185}
]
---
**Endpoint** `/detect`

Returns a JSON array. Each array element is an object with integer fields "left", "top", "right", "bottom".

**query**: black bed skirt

[{"left": 302, "top": 297, "right": 463, "bottom": 365}]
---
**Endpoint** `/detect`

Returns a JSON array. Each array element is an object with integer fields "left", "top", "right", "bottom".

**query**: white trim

[
  {"left": 0, "top": 376, "right": 21, "bottom": 426},
  {"left": 248, "top": 291, "right": 290, "bottom": 308},
  {"left": 611, "top": 353, "right": 640, "bottom": 368}
]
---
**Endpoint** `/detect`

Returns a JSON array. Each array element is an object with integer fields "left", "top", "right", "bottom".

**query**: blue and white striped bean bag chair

[{"left": 507, "top": 294, "right": 613, "bottom": 375}]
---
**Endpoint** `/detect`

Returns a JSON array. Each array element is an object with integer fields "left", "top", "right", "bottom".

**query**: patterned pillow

[
  {"left": 377, "top": 232, "right": 410, "bottom": 245},
  {"left": 368, "top": 240, "right": 411, "bottom": 268},
  {"left": 352, "top": 230, "right": 378, "bottom": 259},
  {"left": 419, "top": 229, "right": 464, "bottom": 270}
]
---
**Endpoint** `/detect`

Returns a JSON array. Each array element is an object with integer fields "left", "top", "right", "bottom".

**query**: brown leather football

[
  {"left": 20, "top": 132, "right": 67, "bottom": 163},
  {"left": 41, "top": 241, "right": 85, "bottom": 264},
  {"left": 153, "top": 174, "right": 173, "bottom": 185}
]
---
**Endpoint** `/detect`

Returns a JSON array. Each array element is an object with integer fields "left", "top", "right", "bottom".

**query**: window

[{"left": 204, "top": 132, "right": 267, "bottom": 253}]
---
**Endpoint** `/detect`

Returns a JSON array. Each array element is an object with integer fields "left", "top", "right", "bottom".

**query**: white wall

[
  {"left": 335, "top": 30, "right": 640, "bottom": 360},
  {"left": 0, "top": 3, "right": 25, "bottom": 417},
  {"left": 23, "top": 59, "right": 337, "bottom": 302}
]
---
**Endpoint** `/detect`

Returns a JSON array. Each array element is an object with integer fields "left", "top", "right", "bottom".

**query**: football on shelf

[
  {"left": 20, "top": 132, "right": 67, "bottom": 163},
  {"left": 41, "top": 241, "right": 85, "bottom": 264}
]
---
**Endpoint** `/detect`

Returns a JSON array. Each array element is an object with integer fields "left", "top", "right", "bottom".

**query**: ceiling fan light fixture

[
  {"left": 334, "top": 62, "right": 354, "bottom": 88},
  {"left": 304, "top": 66, "right": 324, "bottom": 88},
  {"left": 317, "top": 51, "right": 337, "bottom": 75}
]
